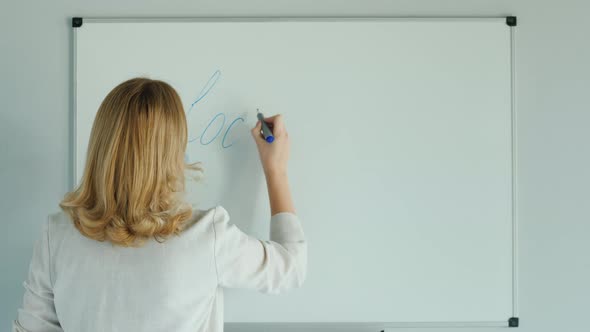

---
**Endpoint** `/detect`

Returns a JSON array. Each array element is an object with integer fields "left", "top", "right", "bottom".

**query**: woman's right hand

[
  {"left": 251, "top": 114, "right": 295, "bottom": 215},
  {"left": 251, "top": 114, "right": 290, "bottom": 177}
]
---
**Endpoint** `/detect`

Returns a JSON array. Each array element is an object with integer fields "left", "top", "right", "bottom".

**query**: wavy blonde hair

[{"left": 61, "top": 77, "right": 199, "bottom": 247}]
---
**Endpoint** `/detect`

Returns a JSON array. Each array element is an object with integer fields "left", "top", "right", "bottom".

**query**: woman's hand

[
  {"left": 251, "top": 114, "right": 290, "bottom": 176},
  {"left": 251, "top": 114, "right": 295, "bottom": 215}
]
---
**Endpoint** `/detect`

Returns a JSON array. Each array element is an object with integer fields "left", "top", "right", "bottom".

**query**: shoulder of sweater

[{"left": 179, "top": 205, "right": 224, "bottom": 233}]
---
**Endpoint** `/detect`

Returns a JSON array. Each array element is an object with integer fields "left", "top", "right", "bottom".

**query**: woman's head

[{"left": 61, "top": 77, "right": 196, "bottom": 247}]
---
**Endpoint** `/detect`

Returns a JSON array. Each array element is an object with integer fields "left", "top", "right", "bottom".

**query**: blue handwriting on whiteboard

[{"left": 187, "top": 70, "right": 246, "bottom": 149}]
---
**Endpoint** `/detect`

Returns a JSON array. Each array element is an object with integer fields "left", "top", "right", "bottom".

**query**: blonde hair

[{"left": 61, "top": 77, "right": 198, "bottom": 247}]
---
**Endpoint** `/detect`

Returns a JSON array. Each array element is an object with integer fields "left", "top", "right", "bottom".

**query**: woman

[{"left": 13, "top": 78, "right": 307, "bottom": 331}]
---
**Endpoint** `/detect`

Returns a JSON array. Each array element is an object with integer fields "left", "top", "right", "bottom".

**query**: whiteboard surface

[{"left": 75, "top": 18, "right": 514, "bottom": 324}]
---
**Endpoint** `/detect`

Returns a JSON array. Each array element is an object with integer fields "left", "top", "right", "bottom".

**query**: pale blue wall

[{"left": 1, "top": 1, "right": 588, "bottom": 331}]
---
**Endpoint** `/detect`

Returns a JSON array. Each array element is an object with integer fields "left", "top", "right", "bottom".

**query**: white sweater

[{"left": 13, "top": 206, "right": 307, "bottom": 332}]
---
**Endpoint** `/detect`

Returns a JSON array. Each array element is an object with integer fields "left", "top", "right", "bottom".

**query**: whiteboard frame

[{"left": 72, "top": 16, "right": 518, "bottom": 329}]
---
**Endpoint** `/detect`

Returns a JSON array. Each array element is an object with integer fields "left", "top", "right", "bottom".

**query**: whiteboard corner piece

[
  {"left": 506, "top": 16, "right": 517, "bottom": 27},
  {"left": 73, "top": 17, "right": 83, "bottom": 28}
]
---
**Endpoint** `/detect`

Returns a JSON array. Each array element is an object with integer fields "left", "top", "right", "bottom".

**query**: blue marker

[{"left": 256, "top": 109, "right": 275, "bottom": 143}]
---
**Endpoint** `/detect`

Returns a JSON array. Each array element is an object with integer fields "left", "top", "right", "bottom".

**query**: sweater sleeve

[
  {"left": 13, "top": 216, "right": 62, "bottom": 332},
  {"left": 212, "top": 206, "right": 307, "bottom": 294}
]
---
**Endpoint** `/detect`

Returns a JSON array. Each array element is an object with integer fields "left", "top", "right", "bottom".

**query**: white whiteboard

[{"left": 74, "top": 18, "right": 516, "bottom": 327}]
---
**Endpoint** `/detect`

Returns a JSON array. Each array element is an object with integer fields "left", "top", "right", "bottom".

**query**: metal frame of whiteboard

[{"left": 72, "top": 16, "right": 518, "bottom": 329}]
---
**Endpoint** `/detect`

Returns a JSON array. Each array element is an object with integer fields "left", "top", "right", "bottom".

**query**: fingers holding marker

[
  {"left": 256, "top": 110, "right": 277, "bottom": 143},
  {"left": 251, "top": 120, "right": 263, "bottom": 138},
  {"left": 262, "top": 114, "right": 285, "bottom": 136},
  {"left": 250, "top": 109, "right": 291, "bottom": 176}
]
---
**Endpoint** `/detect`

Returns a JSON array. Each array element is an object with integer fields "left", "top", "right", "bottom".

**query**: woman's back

[
  {"left": 51, "top": 208, "right": 217, "bottom": 332},
  {"left": 15, "top": 206, "right": 306, "bottom": 332}
]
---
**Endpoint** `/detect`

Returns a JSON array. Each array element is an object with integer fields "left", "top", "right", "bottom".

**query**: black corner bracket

[
  {"left": 72, "top": 17, "right": 83, "bottom": 28},
  {"left": 506, "top": 16, "right": 517, "bottom": 27},
  {"left": 508, "top": 317, "right": 519, "bottom": 327}
]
